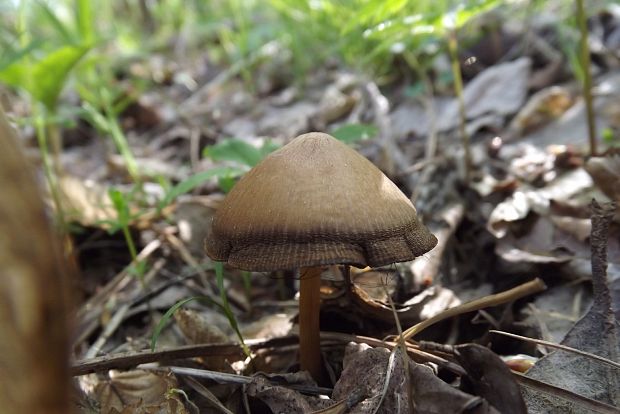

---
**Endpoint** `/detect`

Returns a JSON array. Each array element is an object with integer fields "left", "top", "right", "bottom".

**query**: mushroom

[{"left": 205, "top": 132, "right": 437, "bottom": 381}]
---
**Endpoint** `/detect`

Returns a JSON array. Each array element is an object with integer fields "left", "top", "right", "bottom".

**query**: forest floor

[{"left": 3, "top": 2, "right": 620, "bottom": 413}]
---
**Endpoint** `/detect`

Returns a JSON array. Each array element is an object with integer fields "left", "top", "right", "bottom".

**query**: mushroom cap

[{"left": 205, "top": 132, "right": 437, "bottom": 271}]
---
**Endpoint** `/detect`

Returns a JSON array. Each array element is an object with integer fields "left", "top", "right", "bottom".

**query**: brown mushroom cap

[{"left": 205, "top": 132, "right": 437, "bottom": 271}]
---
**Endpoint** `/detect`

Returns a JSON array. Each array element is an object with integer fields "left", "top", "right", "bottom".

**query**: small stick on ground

[
  {"left": 401, "top": 278, "right": 547, "bottom": 340},
  {"left": 490, "top": 330, "right": 620, "bottom": 370}
]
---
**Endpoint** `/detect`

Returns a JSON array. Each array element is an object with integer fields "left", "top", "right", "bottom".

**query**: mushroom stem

[{"left": 299, "top": 266, "right": 323, "bottom": 382}]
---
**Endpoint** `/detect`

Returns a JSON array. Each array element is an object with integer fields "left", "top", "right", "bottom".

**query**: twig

[
  {"left": 84, "top": 303, "right": 130, "bottom": 359},
  {"left": 83, "top": 258, "right": 166, "bottom": 358},
  {"left": 73, "top": 340, "right": 272, "bottom": 376},
  {"left": 162, "top": 366, "right": 333, "bottom": 396},
  {"left": 184, "top": 376, "right": 235, "bottom": 414},
  {"left": 163, "top": 232, "right": 209, "bottom": 281},
  {"left": 319, "top": 332, "right": 466, "bottom": 377},
  {"left": 490, "top": 330, "right": 620, "bottom": 370},
  {"left": 72, "top": 331, "right": 466, "bottom": 378},
  {"left": 76, "top": 239, "right": 161, "bottom": 333},
  {"left": 363, "top": 81, "right": 408, "bottom": 177},
  {"left": 401, "top": 278, "right": 547, "bottom": 340}
]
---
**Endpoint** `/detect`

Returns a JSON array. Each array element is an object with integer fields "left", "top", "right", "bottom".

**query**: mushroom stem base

[{"left": 299, "top": 266, "right": 323, "bottom": 382}]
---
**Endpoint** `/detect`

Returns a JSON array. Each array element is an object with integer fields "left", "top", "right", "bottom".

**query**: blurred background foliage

[
  {"left": 0, "top": 0, "right": 615, "bottom": 218},
  {"left": 1, "top": 0, "right": 602, "bottom": 102}
]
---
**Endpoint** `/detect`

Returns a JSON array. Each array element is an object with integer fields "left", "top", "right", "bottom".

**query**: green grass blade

[
  {"left": 36, "top": 0, "right": 75, "bottom": 44},
  {"left": 158, "top": 166, "right": 242, "bottom": 209},
  {"left": 214, "top": 262, "right": 251, "bottom": 357},
  {"left": 151, "top": 296, "right": 200, "bottom": 351},
  {"left": 76, "top": 0, "right": 95, "bottom": 43}
]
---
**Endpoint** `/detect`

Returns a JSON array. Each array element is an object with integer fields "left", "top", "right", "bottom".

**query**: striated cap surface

[{"left": 205, "top": 132, "right": 437, "bottom": 271}]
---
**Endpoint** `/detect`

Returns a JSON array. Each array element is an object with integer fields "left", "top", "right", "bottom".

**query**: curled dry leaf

[
  {"left": 325, "top": 282, "right": 460, "bottom": 325},
  {"left": 174, "top": 308, "right": 236, "bottom": 372},
  {"left": 351, "top": 269, "right": 399, "bottom": 302},
  {"left": 454, "top": 344, "right": 527, "bottom": 414},
  {"left": 239, "top": 311, "right": 294, "bottom": 340},
  {"left": 408, "top": 362, "right": 499, "bottom": 414},
  {"left": 314, "top": 84, "right": 358, "bottom": 125},
  {"left": 487, "top": 168, "right": 592, "bottom": 238},
  {"left": 494, "top": 216, "right": 575, "bottom": 265},
  {"left": 59, "top": 175, "right": 116, "bottom": 227},
  {"left": 95, "top": 370, "right": 180, "bottom": 413},
  {"left": 109, "top": 392, "right": 191, "bottom": 414},
  {"left": 508, "top": 85, "right": 574, "bottom": 136},
  {"left": 174, "top": 308, "right": 231, "bottom": 344},
  {"left": 521, "top": 72, "right": 620, "bottom": 147}
]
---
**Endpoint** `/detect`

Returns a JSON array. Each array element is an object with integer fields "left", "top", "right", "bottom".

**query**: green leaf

[
  {"left": 32, "top": 45, "right": 90, "bottom": 110},
  {"left": 217, "top": 175, "right": 238, "bottom": 193},
  {"left": 331, "top": 123, "right": 378, "bottom": 143},
  {"left": 158, "top": 166, "right": 242, "bottom": 209},
  {"left": 0, "top": 61, "right": 27, "bottom": 90},
  {"left": 203, "top": 138, "right": 273, "bottom": 167},
  {"left": 259, "top": 139, "right": 281, "bottom": 157}
]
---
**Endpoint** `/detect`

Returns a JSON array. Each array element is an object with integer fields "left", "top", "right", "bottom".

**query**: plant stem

[
  {"left": 576, "top": 0, "right": 597, "bottom": 156},
  {"left": 33, "top": 109, "right": 67, "bottom": 233},
  {"left": 299, "top": 266, "right": 323, "bottom": 382},
  {"left": 447, "top": 28, "right": 472, "bottom": 181},
  {"left": 100, "top": 88, "right": 141, "bottom": 183},
  {"left": 402, "top": 278, "right": 546, "bottom": 340},
  {"left": 403, "top": 52, "right": 438, "bottom": 161},
  {"left": 121, "top": 225, "right": 139, "bottom": 268}
]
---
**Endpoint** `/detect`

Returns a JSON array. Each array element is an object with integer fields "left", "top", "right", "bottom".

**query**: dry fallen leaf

[
  {"left": 246, "top": 372, "right": 330, "bottom": 413},
  {"left": 438, "top": 57, "right": 531, "bottom": 132},
  {"left": 174, "top": 308, "right": 231, "bottom": 344},
  {"left": 487, "top": 168, "right": 593, "bottom": 238},
  {"left": 95, "top": 370, "right": 179, "bottom": 413},
  {"left": 585, "top": 154, "right": 620, "bottom": 202},
  {"left": 523, "top": 201, "right": 620, "bottom": 412},
  {"left": 454, "top": 344, "right": 527, "bottom": 414},
  {"left": 508, "top": 85, "right": 574, "bottom": 136},
  {"left": 332, "top": 343, "right": 409, "bottom": 414}
]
